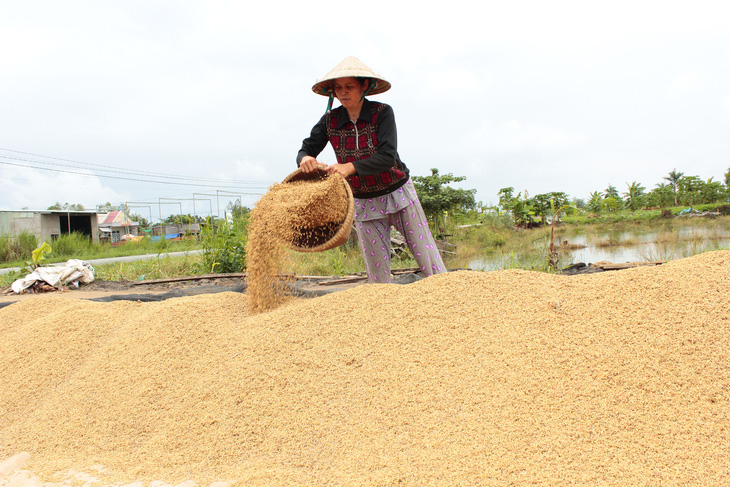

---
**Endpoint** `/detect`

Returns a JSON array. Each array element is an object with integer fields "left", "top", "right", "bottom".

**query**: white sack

[{"left": 10, "top": 259, "right": 95, "bottom": 294}]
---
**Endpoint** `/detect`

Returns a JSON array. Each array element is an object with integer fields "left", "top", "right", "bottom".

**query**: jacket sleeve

[
  {"left": 351, "top": 104, "right": 400, "bottom": 176},
  {"left": 296, "top": 114, "right": 329, "bottom": 166}
]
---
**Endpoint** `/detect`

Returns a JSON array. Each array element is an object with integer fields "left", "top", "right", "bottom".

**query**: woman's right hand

[{"left": 299, "top": 156, "right": 320, "bottom": 173}]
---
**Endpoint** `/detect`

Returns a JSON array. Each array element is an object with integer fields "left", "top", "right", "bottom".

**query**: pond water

[
  {"left": 466, "top": 219, "right": 730, "bottom": 271},
  {"left": 557, "top": 226, "right": 730, "bottom": 264}
]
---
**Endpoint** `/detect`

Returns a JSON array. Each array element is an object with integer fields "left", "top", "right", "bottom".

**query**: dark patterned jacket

[{"left": 297, "top": 99, "right": 410, "bottom": 198}]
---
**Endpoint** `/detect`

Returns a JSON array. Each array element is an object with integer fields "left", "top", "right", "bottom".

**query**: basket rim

[{"left": 282, "top": 167, "right": 354, "bottom": 252}]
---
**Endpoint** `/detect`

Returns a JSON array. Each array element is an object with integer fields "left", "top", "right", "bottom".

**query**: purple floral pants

[{"left": 354, "top": 196, "right": 446, "bottom": 283}]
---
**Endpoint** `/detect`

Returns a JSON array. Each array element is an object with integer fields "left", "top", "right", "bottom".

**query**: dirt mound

[{"left": 1, "top": 251, "right": 728, "bottom": 486}]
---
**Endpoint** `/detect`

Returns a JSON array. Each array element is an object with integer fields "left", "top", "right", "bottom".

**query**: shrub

[
  {"left": 0, "top": 238, "right": 11, "bottom": 263},
  {"left": 0, "top": 232, "right": 38, "bottom": 263},
  {"left": 197, "top": 220, "right": 248, "bottom": 274},
  {"left": 52, "top": 232, "right": 93, "bottom": 258}
]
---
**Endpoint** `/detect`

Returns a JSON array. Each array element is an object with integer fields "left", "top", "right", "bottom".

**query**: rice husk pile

[
  {"left": 1, "top": 250, "right": 729, "bottom": 486},
  {"left": 246, "top": 175, "right": 348, "bottom": 313}
]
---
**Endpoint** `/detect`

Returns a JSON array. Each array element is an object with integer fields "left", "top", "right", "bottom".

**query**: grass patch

[
  {"left": 594, "top": 236, "right": 639, "bottom": 248},
  {"left": 0, "top": 232, "right": 38, "bottom": 263},
  {"left": 0, "top": 233, "right": 202, "bottom": 269},
  {"left": 94, "top": 253, "right": 204, "bottom": 282},
  {"left": 448, "top": 223, "right": 557, "bottom": 273},
  {"left": 286, "top": 243, "right": 364, "bottom": 277}
]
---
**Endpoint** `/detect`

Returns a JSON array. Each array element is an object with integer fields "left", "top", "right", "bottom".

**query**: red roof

[{"left": 100, "top": 211, "right": 136, "bottom": 226}]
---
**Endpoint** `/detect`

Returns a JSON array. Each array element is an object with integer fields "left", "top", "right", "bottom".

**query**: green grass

[
  {"left": 0, "top": 232, "right": 38, "bottom": 263},
  {"left": 93, "top": 253, "right": 204, "bottom": 282},
  {"left": 561, "top": 203, "right": 730, "bottom": 225},
  {"left": 285, "top": 242, "right": 419, "bottom": 277},
  {"left": 286, "top": 243, "right": 364, "bottom": 276},
  {"left": 0, "top": 233, "right": 202, "bottom": 269}
]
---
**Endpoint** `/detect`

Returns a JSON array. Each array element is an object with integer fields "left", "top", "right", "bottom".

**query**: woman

[{"left": 297, "top": 56, "right": 446, "bottom": 283}]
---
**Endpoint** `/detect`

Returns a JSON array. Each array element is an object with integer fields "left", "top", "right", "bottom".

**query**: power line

[
  {"left": 0, "top": 159, "right": 268, "bottom": 191},
  {"left": 0, "top": 147, "right": 272, "bottom": 186},
  {"left": 0, "top": 153, "right": 266, "bottom": 186}
]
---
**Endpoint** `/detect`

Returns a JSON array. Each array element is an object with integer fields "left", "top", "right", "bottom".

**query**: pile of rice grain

[
  {"left": 246, "top": 174, "right": 348, "bottom": 313},
  {"left": 1, "top": 250, "right": 728, "bottom": 487}
]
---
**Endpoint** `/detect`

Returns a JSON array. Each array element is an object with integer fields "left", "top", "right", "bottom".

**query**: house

[
  {"left": 97, "top": 211, "right": 139, "bottom": 243},
  {"left": 0, "top": 209, "right": 101, "bottom": 244}
]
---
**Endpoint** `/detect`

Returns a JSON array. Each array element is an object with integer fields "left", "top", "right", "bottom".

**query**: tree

[
  {"left": 646, "top": 183, "right": 674, "bottom": 208},
  {"left": 497, "top": 187, "right": 515, "bottom": 211},
  {"left": 601, "top": 197, "right": 623, "bottom": 213},
  {"left": 412, "top": 168, "right": 476, "bottom": 233},
  {"left": 47, "top": 202, "right": 85, "bottom": 211},
  {"left": 587, "top": 191, "right": 602, "bottom": 213},
  {"left": 531, "top": 194, "right": 553, "bottom": 224},
  {"left": 571, "top": 197, "right": 586, "bottom": 209},
  {"left": 532, "top": 192, "right": 570, "bottom": 224},
  {"left": 549, "top": 192, "right": 572, "bottom": 219},
  {"left": 98, "top": 202, "right": 115, "bottom": 212},
  {"left": 497, "top": 187, "right": 535, "bottom": 228},
  {"left": 161, "top": 214, "right": 204, "bottom": 225},
  {"left": 129, "top": 214, "right": 150, "bottom": 229},
  {"left": 663, "top": 169, "right": 684, "bottom": 206},
  {"left": 700, "top": 177, "right": 725, "bottom": 204},
  {"left": 97, "top": 202, "right": 130, "bottom": 214},
  {"left": 226, "top": 198, "right": 251, "bottom": 220},
  {"left": 677, "top": 175, "right": 703, "bottom": 206},
  {"left": 604, "top": 184, "right": 620, "bottom": 201},
  {"left": 623, "top": 181, "right": 646, "bottom": 211}
]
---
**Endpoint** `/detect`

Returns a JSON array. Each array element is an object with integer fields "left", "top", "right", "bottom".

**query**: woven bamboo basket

[{"left": 281, "top": 166, "right": 354, "bottom": 252}]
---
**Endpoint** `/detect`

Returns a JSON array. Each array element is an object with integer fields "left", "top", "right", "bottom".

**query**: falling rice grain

[{"left": 246, "top": 174, "right": 348, "bottom": 313}]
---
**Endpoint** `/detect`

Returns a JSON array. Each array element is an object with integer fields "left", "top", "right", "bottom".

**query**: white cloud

[
  {"left": 0, "top": 166, "right": 125, "bottom": 211},
  {"left": 475, "top": 120, "right": 586, "bottom": 153},
  {"left": 226, "top": 159, "right": 273, "bottom": 183},
  {"left": 667, "top": 70, "right": 702, "bottom": 95},
  {"left": 1, "top": 0, "right": 729, "bottom": 218}
]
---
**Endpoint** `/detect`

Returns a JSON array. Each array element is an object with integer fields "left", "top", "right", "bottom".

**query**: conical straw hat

[{"left": 312, "top": 56, "right": 391, "bottom": 96}]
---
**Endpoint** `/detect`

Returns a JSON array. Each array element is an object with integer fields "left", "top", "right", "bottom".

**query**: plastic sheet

[{"left": 10, "top": 259, "right": 95, "bottom": 294}]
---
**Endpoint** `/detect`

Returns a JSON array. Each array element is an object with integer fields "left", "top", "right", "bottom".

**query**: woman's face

[{"left": 334, "top": 77, "right": 368, "bottom": 111}]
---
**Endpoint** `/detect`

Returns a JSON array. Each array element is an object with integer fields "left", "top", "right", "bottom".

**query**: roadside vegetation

[{"left": 0, "top": 232, "right": 200, "bottom": 270}]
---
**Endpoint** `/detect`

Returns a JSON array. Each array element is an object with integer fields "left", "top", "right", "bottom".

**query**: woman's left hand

[{"left": 326, "top": 162, "right": 356, "bottom": 178}]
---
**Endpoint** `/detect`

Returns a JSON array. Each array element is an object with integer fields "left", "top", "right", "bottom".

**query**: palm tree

[
  {"left": 623, "top": 181, "right": 646, "bottom": 211},
  {"left": 648, "top": 182, "right": 674, "bottom": 208},
  {"left": 604, "top": 184, "right": 620, "bottom": 200},
  {"left": 587, "top": 191, "right": 602, "bottom": 213},
  {"left": 663, "top": 169, "right": 684, "bottom": 206}
]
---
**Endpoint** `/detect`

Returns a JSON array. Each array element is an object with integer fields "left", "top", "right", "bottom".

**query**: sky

[{"left": 2, "top": 0, "right": 729, "bottom": 221}]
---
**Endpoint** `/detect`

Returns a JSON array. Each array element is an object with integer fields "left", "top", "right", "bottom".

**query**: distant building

[
  {"left": 97, "top": 211, "right": 139, "bottom": 243},
  {"left": 0, "top": 209, "right": 100, "bottom": 243},
  {"left": 150, "top": 222, "right": 201, "bottom": 240}
]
